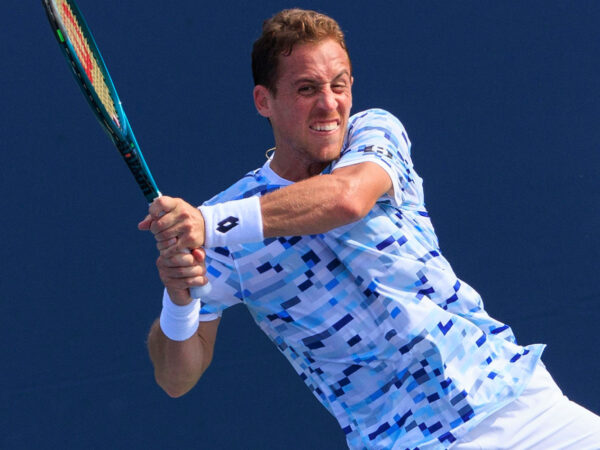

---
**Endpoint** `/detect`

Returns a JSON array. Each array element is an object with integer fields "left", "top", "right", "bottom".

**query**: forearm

[
  {"left": 260, "top": 163, "right": 391, "bottom": 237},
  {"left": 261, "top": 173, "right": 366, "bottom": 237},
  {"left": 147, "top": 319, "right": 209, "bottom": 398},
  {"left": 146, "top": 163, "right": 391, "bottom": 253}
]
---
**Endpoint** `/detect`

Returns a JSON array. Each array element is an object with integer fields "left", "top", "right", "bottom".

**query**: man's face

[{"left": 254, "top": 39, "right": 353, "bottom": 180}]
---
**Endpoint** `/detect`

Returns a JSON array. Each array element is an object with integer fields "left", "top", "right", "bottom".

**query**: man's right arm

[
  {"left": 147, "top": 314, "right": 220, "bottom": 398},
  {"left": 144, "top": 247, "right": 220, "bottom": 398}
]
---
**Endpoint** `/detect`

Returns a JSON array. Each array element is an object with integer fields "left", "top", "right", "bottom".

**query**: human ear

[{"left": 253, "top": 85, "right": 271, "bottom": 118}]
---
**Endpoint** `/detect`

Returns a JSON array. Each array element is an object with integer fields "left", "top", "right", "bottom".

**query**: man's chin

[{"left": 319, "top": 142, "right": 344, "bottom": 162}]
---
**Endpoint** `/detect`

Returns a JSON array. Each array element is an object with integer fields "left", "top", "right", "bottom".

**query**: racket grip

[
  {"left": 180, "top": 247, "right": 211, "bottom": 299},
  {"left": 190, "top": 284, "right": 211, "bottom": 299}
]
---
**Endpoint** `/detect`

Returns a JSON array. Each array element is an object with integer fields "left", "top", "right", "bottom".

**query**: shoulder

[
  {"left": 347, "top": 109, "right": 411, "bottom": 149},
  {"left": 343, "top": 108, "right": 412, "bottom": 157},
  {"left": 349, "top": 108, "right": 406, "bottom": 130},
  {"left": 202, "top": 167, "right": 272, "bottom": 206}
]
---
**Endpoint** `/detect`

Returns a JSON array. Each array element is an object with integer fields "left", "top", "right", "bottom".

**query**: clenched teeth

[{"left": 311, "top": 122, "right": 339, "bottom": 131}]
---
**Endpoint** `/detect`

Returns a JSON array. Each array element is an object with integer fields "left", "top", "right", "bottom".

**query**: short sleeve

[
  {"left": 197, "top": 246, "right": 243, "bottom": 320},
  {"left": 332, "top": 109, "right": 422, "bottom": 207}
]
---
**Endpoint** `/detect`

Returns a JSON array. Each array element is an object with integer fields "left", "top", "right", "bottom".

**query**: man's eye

[
  {"left": 298, "top": 85, "right": 315, "bottom": 95},
  {"left": 332, "top": 84, "right": 347, "bottom": 93}
]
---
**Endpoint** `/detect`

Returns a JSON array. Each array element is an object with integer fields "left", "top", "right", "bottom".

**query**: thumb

[
  {"left": 191, "top": 247, "right": 206, "bottom": 263},
  {"left": 138, "top": 214, "right": 153, "bottom": 231}
]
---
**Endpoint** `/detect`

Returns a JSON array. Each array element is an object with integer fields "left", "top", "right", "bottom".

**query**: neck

[{"left": 269, "top": 152, "right": 328, "bottom": 181}]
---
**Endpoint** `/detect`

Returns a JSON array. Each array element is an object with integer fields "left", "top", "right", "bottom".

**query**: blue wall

[{"left": 2, "top": 1, "right": 598, "bottom": 448}]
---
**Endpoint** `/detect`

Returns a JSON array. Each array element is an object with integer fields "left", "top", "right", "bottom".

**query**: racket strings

[{"left": 56, "top": 0, "right": 120, "bottom": 128}]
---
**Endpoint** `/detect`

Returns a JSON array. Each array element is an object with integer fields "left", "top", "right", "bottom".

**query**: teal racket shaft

[{"left": 42, "top": 0, "right": 210, "bottom": 299}]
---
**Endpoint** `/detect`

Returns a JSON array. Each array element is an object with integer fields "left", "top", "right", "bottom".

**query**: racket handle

[
  {"left": 180, "top": 247, "right": 211, "bottom": 299},
  {"left": 190, "top": 283, "right": 211, "bottom": 299}
]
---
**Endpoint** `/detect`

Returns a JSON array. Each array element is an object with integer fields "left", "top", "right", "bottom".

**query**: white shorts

[{"left": 455, "top": 362, "right": 600, "bottom": 449}]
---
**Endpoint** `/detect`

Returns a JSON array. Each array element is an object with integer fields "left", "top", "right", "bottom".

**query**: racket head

[
  {"left": 42, "top": 0, "right": 160, "bottom": 202},
  {"left": 43, "top": 0, "right": 126, "bottom": 138}
]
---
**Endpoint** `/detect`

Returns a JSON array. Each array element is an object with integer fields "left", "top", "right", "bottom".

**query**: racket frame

[
  {"left": 42, "top": 0, "right": 161, "bottom": 203},
  {"left": 42, "top": 0, "right": 210, "bottom": 299}
]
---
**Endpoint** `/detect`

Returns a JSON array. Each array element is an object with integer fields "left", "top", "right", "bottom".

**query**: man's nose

[{"left": 316, "top": 86, "right": 337, "bottom": 110}]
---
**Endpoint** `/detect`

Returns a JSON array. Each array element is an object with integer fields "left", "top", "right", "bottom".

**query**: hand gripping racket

[{"left": 42, "top": 0, "right": 209, "bottom": 299}]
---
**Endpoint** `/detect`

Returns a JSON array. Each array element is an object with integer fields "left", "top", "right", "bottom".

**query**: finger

[
  {"left": 150, "top": 213, "right": 178, "bottom": 235},
  {"left": 151, "top": 206, "right": 197, "bottom": 239},
  {"left": 191, "top": 247, "right": 206, "bottom": 263},
  {"left": 157, "top": 253, "right": 198, "bottom": 269},
  {"left": 137, "top": 214, "right": 153, "bottom": 231},
  {"left": 176, "top": 230, "right": 206, "bottom": 252},
  {"left": 160, "top": 275, "right": 208, "bottom": 291},
  {"left": 156, "top": 237, "right": 177, "bottom": 252},
  {"left": 156, "top": 237, "right": 194, "bottom": 258},
  {"left": 149, "top": 196, "right": 177, "bottom": 220},
  {"left": 160, "top": 265, "right": 205, "bottom": 279},
  {"left": 169, "top": 253, "right": 198, "bottom": 267},
  {"left": 152, "top": 224, "right": 182, "bottom": 242},
  {"left": 150, "top": 206, "right": 190, "bottom": 235},
  {"left": 158, "top": 264, "right": 206, "bottom": 288},
  {"left": 153, "top": 223, "right": 199, "bottom": 250},
  {"left": 151, "top": 209, "right": 197, "bottom": 237},
  {"left": 189, "top": 275, "right": 209, "bottom": 287},
  {"left": 161, "top": 243, "right": 182, "bottom": 259}
]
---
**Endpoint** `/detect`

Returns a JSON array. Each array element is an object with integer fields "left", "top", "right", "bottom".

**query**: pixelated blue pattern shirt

[{"left": 181, "top": 109, "right": 543, "bottom": 449}]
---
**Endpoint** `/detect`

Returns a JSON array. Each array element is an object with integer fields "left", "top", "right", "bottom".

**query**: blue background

[{"left": 2, "top": 1, "right": 598, "bottom": 448}]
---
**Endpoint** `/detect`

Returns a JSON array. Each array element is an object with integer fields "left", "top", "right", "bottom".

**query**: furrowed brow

[
  {"left": 332, "top": 70, "right": 351, "bottom": 82},
  {"left": 293, "top": 70, "right": 351, "bottom": 86}
]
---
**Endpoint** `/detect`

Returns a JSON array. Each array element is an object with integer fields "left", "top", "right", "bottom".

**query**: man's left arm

[
  {"left": 260, "top": 161, "right": 392, "bottom": 237},
  {"left": 142, "top": 161, "right": 391, "bottom": 254}
]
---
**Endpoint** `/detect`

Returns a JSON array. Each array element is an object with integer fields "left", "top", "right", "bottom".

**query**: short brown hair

[{"left": 252, "top": 9, "right": 351, "bottom": 93}]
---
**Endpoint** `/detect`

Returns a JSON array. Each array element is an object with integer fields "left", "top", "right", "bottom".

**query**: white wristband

[
  {"left": 159, "top": 291, "right": 201, "bottom": 341},
  {"left": 200, "top": 197, "right": 264, "bottom": 248}
]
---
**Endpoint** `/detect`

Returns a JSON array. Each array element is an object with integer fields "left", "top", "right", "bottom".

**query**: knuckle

[
  {"left": 188, "top": 277, "right": 204, "bottom": 288},
  {"left": 151, "top": 221, "right": 164, "bottom": 234}
]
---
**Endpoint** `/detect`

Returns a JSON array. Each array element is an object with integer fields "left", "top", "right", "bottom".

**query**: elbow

[
  {"left": 335, "top": 178, "right": 374, "bottom": 223},
  {"left": 156, "top": 374, "right": 195, "bottom": 398},
  {"left": 162, "top": 384, "right": 190, "bottom": 399},
  {"left": 155, "top": 364, "right": 209, "bottom": 398}
]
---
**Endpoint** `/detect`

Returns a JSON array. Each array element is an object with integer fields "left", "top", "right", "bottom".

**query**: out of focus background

[{"left": 2, "top": 1, "right": 598, "bottom": 448}]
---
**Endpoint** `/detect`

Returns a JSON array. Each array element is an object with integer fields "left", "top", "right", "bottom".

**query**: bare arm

[
  {"left": 147, "top": 315, "right": 220, "bottom": 398},
  {"left": 261, "top": 162, "right": 392, "bottom": 237},
  {"left": 140, "top": 161, "right": 393, "bottom": 252},
  {"left": 144, "top": 249, "right": 218, "bottom": 398}
]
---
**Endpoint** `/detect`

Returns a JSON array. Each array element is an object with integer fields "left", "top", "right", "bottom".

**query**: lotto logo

[
  {"left": 363, "top": 145, "right": 394, "bottom": 159},
  {"left": 216, "top": 216, "right": 239, "bottom": 233}
]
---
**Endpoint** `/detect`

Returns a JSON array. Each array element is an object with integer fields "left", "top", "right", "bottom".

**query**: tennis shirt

[{"left": 185, "top": 109, "right": 544, "bottom": 449}]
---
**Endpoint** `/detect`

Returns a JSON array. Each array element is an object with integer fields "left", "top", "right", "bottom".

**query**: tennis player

[{"left": 139, "top": 9, "right": 600, "bottom": 449}]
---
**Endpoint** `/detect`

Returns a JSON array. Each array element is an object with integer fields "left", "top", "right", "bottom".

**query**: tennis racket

[{"left": 42, "top": 0, "right": 209, "bottom": 298}]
